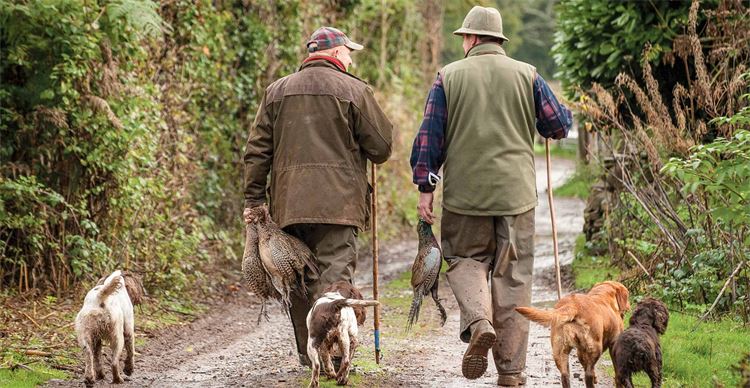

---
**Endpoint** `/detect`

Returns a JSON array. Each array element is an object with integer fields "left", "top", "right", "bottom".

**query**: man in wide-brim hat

[
  {"left": 410, "top": 6, "right": 572, "bottom": 386},
  {"left": 244, "top": 26, "right": 392, "bottom": 366}
]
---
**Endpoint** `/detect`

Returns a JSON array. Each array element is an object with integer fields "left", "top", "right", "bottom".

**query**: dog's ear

[
  {"left": 349, "top": 285, "right": 363, "bottom": 300},
  {"left": 122, "top": 272, "right": 146, "bottom": 305},
  {"left": 653, "top": 299, "right": 669, "bottom": 334},
  {"left": 629, "top": 302, "right": 652, "bottom": 326},
  {"left": 615, "top": 283, "right": 630, "bottom": 315}
]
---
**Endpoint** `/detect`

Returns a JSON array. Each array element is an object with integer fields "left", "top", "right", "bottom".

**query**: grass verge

[
  {"left": 572, "top": 235, "right": 750, "bottom": 387},
  {"left": 534, "top": 140, "right": 578, "bottom": 161},
  {"left": 572, "top": 234, "right": 620, "bottom": 289},
  {"left": 0, "top": 364, "right": 68, "bottom": 388},
  {"left": 0, "top": 291, "right": 205, "bottom": 387},
  {"left": 553, "top": 162, "right": 598, "bottom": 200}
]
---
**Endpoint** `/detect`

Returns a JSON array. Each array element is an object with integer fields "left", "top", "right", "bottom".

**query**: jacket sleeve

[
  {"left": 243, "top": 91, "right": 274, "bottom": 208},
  {"left": 353, "top": 86, "right": 393, "bottom": 164}
]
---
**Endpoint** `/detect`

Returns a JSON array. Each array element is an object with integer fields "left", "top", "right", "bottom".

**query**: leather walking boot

[
  {"left": 462, "top": 319, "right": 496, "bottom": 379},
  {"left": 497, "top": 372, "right": 527, "bottom": 386}
]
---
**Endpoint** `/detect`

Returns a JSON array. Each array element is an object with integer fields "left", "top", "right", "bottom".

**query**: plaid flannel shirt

[{"left": 410, "top": 73, "right": 573, "bottom": 193}]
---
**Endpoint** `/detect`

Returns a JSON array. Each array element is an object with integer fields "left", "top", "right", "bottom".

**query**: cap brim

[
  {"left": 345, "top": 41, "right": 364, "bottom": 51},
  {"left": 452, "top": 27, "right": 508, "bottom": 41}
]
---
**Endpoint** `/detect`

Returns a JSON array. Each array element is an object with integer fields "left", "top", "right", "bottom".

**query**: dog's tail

[
  {"left": 342, "top": 299, "right": 379, "bottom": 308},
  {"left": 330, "top": 298, "right": 379, "bottom": 311},
  {"left": 515, "top": 305, "right": 577, "bottom": 327},
  {"left": 98, "top": 270, "right": 123, "bottom": 304}
]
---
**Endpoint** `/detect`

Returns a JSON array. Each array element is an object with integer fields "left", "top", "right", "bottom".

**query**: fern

[{"left": 106, "top": 0, "right": 170, "bottom": 39}]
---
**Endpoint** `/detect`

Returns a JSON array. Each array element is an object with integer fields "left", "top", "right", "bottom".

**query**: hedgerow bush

[
  {"left": 1, "top": 0, "right": 438, "bottom": 296},
  {"left": 568, "top": 0, "right": 750, "bottom": 320}
]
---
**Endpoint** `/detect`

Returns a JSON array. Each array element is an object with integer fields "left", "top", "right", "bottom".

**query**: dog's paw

[
  {"left": 335, "top": 370, "right": 349, "bottom": 386},
  {"left": 95, "top": 370, "right": 105, "bottom": 380},
  {"left": 112, "top": 376, "right": 124, "bottom": 384},
  {"left": 124, "top": 364, "right": 133, "bottom": 376}
]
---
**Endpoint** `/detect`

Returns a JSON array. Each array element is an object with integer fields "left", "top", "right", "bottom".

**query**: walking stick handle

[{"left": 546, "top": 138, "right": 563, "bottom": 300}]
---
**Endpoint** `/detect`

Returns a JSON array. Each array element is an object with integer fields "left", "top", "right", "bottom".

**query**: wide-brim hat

[
  {"left": 307, "top": 26, "right": 364, "bottom": 53},
  {"left": 453, "top": 6, "right": 509, "bottom": 42}
]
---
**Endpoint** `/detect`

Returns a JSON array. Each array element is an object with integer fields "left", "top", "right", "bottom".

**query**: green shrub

[{"left": 553, "top": 0, "right": 705, "bottom": 96}]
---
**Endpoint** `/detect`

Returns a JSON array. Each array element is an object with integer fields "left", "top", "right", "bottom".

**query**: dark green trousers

[{"left": 284, "top": 223, "right": 358, "bottom": 357}]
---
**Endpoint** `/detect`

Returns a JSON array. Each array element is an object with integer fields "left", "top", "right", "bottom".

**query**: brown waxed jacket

[{"left": 243, "top": 58, "right": 393, "bottom": 230}]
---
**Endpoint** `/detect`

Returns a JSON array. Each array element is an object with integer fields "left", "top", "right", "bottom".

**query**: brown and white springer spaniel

[{"left": 306, "top": 281, "right": 378, "bottom": 388}]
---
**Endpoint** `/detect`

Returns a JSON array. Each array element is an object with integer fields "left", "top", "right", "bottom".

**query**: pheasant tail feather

[{"left": 407, "top": 288, "right": 424, "bottom": 330}]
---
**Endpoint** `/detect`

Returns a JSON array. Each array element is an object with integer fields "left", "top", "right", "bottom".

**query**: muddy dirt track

[{"left": 48, "top": 156, "right": 613, "bottom": 387}]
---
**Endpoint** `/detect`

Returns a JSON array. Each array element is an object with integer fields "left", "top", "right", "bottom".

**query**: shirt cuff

[{"left": 418, "top": 184, "right": 436, "bottom": 193}]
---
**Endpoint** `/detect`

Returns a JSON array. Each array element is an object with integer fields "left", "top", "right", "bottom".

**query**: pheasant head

[
  {"left": 417, "top": 218, "right": 434, "bottom": 239},
  {"left": 417, "top": 218, "right": 438, "bottom": 248}
]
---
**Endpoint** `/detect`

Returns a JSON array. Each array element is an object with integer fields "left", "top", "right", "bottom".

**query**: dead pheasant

[
  {"left": 241, "top": 221, "right": 280, "bottom": 322},
  {"left": 245, "top": 205, "right": 319, "bottom": 310},
  {"left": 407, "top": 219, "right": 447, "bottom": 329}
]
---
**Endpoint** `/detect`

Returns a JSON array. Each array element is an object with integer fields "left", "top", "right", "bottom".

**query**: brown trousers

[
  {"left": 442, "top": 208, "right": 535, "bottom": 376},
  {"left": 284, "top": 223, "right": 358, "bottom": 356}
]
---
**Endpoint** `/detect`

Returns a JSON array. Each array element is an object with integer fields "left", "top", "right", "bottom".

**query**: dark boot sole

[{"left": 462, "top": 331, "right": 496, "bottom": 379}]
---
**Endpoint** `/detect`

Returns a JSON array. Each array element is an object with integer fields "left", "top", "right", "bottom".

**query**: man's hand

[
  {"left": 243, "top": 207, "right": 254, "bottom": 224},
  {"left": 243, "top": 204, "right": 266, "bottom": 224},
  {"left": 417, "top": 192, "right": 435, "bottom": 224}
]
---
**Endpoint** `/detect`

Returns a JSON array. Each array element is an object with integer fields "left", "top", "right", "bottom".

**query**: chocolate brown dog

[{"left": 611, "top": 297, "right": 669, "bottom": 388}]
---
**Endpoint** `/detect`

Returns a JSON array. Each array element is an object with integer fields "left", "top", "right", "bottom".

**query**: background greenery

[
  {"left": 0, "top": 0, "right": 441, "bottom": 297},
  {"left": 555, "top": 0, "right": 750, "bottom": 320},
  {"left": 3, "top": 0, "right": 749, "bottom": 386}
]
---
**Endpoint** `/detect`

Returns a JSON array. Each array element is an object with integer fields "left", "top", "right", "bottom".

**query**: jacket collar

[
  {"left": 300, "top": 55, "right": 347, "bottom": 72},
  {"left": 465, "top": 42, "right": 506, "bottom": 58},
  {"left": 298, "top": 56, "right": 367, "bottom": 84}
]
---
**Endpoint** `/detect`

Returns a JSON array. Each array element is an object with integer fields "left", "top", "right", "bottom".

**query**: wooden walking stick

[
  {"left": 371, "top": 163, "right": 381, "bottom": 364},
  {"left": 546, "top": 138, "right": 563, "bottom": 300}
]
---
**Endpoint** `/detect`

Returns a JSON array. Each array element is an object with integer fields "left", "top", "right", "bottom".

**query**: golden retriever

[{"left": 515, "top": 281, "right": 630, "bottom": 388}]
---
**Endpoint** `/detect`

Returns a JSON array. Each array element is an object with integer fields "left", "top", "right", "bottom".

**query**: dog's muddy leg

[
  {"left": 93, "top": 337, "right": 105, "bottom": 380},
  {"left": 124, "top": 329, "right": 134, "bottom": 376},
  {"left": 646, "top": 363, "right": 662, "bottom": 388},
  {"left": 552, "top": 342, "right": 572, "bottom": 388},
  {"left": 307, "top": 343, "right": 321, "bottom": 388},
  {"left": 83, "top": 341, "right": 96, "bottom": 388},
  {"left": 321, "top": 342, "right": 336, "bottom": 379},
  {"left": 578, "top": 348, "right": 600, "bottom": 388},
  {"left": 335, "top": 331, "right": 351, "bottom": 386},
  {"left": 110, "top": 331, "right": 125, "bottom": 384},
  {"left": 616, "top": 373, "right": 634, "bottom": 388}
]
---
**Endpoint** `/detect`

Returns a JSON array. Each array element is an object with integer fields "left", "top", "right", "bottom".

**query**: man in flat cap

[
  {"left": 243, "top": 26, "right": 393, "bottom": 365},
  {"left": 410, "top": 6, "right": 572, "bottom": 386}
]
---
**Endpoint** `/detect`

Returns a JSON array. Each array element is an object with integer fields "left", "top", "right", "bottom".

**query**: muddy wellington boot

[{"left": 462, "top": 319, "right": 497, "bottom": 379}]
